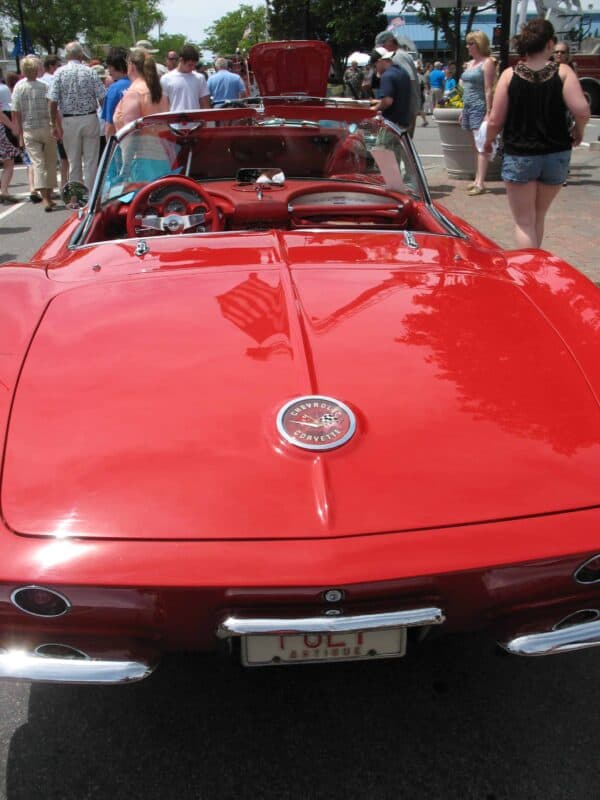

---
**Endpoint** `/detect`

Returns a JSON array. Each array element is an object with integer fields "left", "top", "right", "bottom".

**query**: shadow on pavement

[{"left": 6, "top": 633, "right": 600, "bottom": 800}]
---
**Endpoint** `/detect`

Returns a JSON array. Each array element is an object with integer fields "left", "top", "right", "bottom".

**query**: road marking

[
  {"left": 419, "top": 154, "right": 444, "bottom": 158},
  {"left": 0, "top": 201, "right": 26, "bottom": 221}
]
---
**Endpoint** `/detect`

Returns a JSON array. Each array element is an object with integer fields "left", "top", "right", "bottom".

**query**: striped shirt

[
  {"left": 48, "top": 60, "right": 105, "bottom": 115},
  {"left": 11, "top": 78, "right": 51, "bottom": 129}
]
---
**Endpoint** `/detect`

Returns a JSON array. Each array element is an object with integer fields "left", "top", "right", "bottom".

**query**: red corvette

[{"left": 1, "top": 42, "right": 599, "bottom": 683}]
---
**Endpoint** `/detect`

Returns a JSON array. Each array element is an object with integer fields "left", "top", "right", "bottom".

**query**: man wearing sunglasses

[
  {"left": 553, "top": 42, "right": 577, "bottom": 73},
  {"left": 165, "top": 52, "right": 178, "bottom": 72}
]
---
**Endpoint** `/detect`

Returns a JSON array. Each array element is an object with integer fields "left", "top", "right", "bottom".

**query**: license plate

[{"left": 242, "top": 627, "right": 407, "bottom": 666}]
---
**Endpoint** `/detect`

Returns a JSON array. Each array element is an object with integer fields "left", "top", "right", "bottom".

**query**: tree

[
  {"left": 150, "top": 34, "right": 194, "bottom": 64},
  {"left": 202, "top": 4, "right": 268, "bottom": 56},
  {"left": 0, "top": 0, "right": 164, "bottom": 53},
  {"left": 387, "top": 0, "right": 498, "bottom": 64},
  {"left": 266, "top": 0, "right": 388, "bottom": 77}
]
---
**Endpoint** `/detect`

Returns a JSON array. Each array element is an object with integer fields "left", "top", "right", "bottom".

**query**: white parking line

[{"left": 0, "top": 201, "right": 26, "bottom": 220}]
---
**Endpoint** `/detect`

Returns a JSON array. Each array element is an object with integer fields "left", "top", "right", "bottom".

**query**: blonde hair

[
  {"left": 21, "top": 56, "right": 41, "bottom": 80},
  {"left": 466, "top": 30, "right": 491, "bottom": 57}
]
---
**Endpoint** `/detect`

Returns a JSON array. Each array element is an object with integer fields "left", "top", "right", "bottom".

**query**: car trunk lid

[{"left": 4, "top": 233, "right": 600, "bottom": 540}]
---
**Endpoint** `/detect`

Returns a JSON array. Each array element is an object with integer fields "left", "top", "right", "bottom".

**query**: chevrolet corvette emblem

[{"left": 277, "top": 395, "right": 356, "bottom": 451}]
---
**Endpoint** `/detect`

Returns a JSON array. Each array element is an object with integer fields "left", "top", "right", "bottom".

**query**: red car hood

[
  {"left": 4, "top": 232, "right": 600, "bottom": 541},
  {"left": 250, "top": 40, "right": 331, "bottom": 97}
]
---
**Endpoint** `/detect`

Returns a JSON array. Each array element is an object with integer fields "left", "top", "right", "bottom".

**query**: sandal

[
  {"left": 467, "top": 185, "right": 485, "bottom": 196},
  {"left": 29, "top": 192, "right": 42, "bottom": 203}
]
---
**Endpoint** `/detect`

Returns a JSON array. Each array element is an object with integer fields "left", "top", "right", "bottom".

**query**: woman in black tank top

[{"left": 484, "top": 19, "right": 589, "bottom": 248}]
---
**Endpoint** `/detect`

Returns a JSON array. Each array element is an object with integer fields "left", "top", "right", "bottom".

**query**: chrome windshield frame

[{"left": 70, "top": 102, "right": 466, "bottom": 250}]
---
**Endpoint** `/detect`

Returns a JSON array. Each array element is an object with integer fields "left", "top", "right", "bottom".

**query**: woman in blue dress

[{"left": 459, "top": 31, "right": 496, "bottom": 196}]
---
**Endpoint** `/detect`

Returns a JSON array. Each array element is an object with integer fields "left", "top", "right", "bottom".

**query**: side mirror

[{"left": 62, "top": 181, "right": 89, "bottom": 210}]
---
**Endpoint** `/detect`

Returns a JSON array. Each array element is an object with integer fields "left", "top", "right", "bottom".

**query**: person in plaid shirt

[
  {"left": 48, "top": 42, "right": 105, "bottom": 189},
  {"left": 11, "top": 56, "right": 58, "bottom": 211}
]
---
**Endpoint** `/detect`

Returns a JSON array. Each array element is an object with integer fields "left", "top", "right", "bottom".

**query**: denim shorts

[
  {"left": 461, "top": 104, "right": 486, "bottom": 131},
  {"left": 502, "top": 151, "right": 571, "bottom": 185}
]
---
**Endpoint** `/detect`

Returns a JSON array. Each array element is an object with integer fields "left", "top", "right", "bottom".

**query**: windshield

[{"left": 100, "top": 109, "right": 425, "bottom": 206}]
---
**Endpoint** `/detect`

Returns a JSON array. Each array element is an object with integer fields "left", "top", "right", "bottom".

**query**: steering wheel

[{"left": 126, "top": 176, "right": 222, "bottom": 238}]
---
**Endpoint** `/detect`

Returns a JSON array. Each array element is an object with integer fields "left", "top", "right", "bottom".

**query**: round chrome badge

[{"left": 277, "top": 395, "right": 356, "bottom": 451}]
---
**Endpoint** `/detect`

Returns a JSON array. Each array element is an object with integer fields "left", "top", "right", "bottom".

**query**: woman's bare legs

[
  {"left": 505, "top": 180, "right": 563, "bottom": 248},
  {"left": 505, "top": 181, "right": 538, "bottom": 247},
  {"left": 0, "top": 158, "right": 15, "bottom": 196},
  {"left": 467, "top": 131, "right": 489, "bottom": 192},
  {"left": 475, "top": 150, "right": 489, "bottom": 190},
  {"left": 534, "top": 182, "right": 562, "bottom": 246},
  {"left": 471, "top": 130, "right": 489, "bottom": 190}
]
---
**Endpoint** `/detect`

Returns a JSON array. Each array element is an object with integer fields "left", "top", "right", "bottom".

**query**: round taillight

[
  {"left": 10, "top": 586, "right": 71, "bottom": 617},
  {"left": 553, "top": 609, "right": 600, "bottom": 630},
  {"left": 35, "top": 644, "right": 88, "bottom": 660},
  {"left": 574, "top": 554, "right": 600, "bottom": 584}
]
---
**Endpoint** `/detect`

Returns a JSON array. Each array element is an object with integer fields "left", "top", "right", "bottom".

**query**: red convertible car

[{"left": 1, "top": 41, "right": 599, "bottom": 683}]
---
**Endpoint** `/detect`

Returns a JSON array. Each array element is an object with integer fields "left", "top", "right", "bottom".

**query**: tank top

[
  {"left": 461, "top": 62, "right": 486, "bottom": 110},
  {"left": 503, "top": 61, "right": 571, "bottom": 156}
]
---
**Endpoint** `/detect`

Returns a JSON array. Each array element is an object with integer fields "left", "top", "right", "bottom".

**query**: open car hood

[
  {"left": 250, "top": 40, "right": 332, "bottom": 98},
  {"left": 4, "top": 233, "right": 600, "bottom": 541}
]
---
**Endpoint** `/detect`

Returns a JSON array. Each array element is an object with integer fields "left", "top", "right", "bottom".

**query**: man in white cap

[
  {"left": 134, "top": 39, "right": 158, "bottom": 54},
  {"left": 369, "top": 48, "right": 411, "bottom": 129},
  {"left": 133, "top": 39, "right": 167, "bottom": 75},
  {"left": 374, "top": 31, "right": 419, "bottom": 136}
]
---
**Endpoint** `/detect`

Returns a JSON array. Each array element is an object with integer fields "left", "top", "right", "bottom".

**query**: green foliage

[
  {"left": 0, "top": 0, "right": 164, "bottom": 53},
  {"left": 151, "top": 34, "right": 194, "bottom": 63},
  {"left": 266, "top": 0, "right": 387, "bottom": 76},
  {"left": 201, "top": 4, "right": 268, "bottom": 57}
]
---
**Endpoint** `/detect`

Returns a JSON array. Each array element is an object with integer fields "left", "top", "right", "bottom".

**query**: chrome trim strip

[
  {"left": 0, "top": 650, "right": 156, "bottom": 684},
  {"left": 500, "top": 618, "right": 600, "bottom": 657},
  {"left": 403, "top": 230, "right": 418, "bottom": 249},
  {"left": 218, "top": 607, "right": 445, "bottom": 638}
]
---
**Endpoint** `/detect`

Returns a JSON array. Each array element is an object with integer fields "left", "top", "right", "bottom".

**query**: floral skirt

[{"left": 0, "top": 124, "right": 21, "bottom": 161}]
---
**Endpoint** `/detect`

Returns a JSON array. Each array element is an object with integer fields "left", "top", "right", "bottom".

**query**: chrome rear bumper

[
  {"left": 218, "top": 606, "right": 445, "bottom": 637},
  {"left": 501, "top": 618, "right": 600, "bottom": 656},
  {"left": 0, "top": 650, "right": 156, "bottom": 684}
]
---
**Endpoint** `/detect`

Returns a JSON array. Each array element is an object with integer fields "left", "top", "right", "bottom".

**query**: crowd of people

[
  {"left": 344, "top": 52, "right": 461, "bottom": 128},
  {"left": 359, "top": 22, "right": 589, "bottom": 246},
  {"left": 0, "top": 40, "right": 247, "bottom": 207},
  {"left": 0, "top": 22, "right": 591, "bottom": 251}
]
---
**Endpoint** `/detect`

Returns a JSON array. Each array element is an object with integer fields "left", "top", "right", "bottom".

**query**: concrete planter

[{"left": 433, "top": 107, "right": 501, "bottom": 181}]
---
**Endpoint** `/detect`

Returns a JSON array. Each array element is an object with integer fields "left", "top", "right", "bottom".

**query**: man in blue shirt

[
  {"left": 369, "top": 48, "right": 411, "bottom": 128},
  {"left": 207, "top": 58, "right": 246, "bottom": 107},
  {"left": 428, "top": 61, "right": 445, "bottom": 109},
  {"left": 102, "top": 48, "right": 131, "bottom": 137}
]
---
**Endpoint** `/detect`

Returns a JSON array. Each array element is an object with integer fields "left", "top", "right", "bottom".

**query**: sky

[
  {"left": 158, "top": 0, "right": 600, "bottom": 41},
  {"left": 159, "top": 1, "right": 400, "bottom": 40},
  {"left": 160, "top": 0, "right": 253, "bottom": 39}
]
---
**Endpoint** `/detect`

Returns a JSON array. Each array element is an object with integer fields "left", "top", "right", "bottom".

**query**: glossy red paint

[
  {"left": 0, "top": 43, "right": 598, "bottom": 679},
  {"left": 250, "top": 40, "right": 332, "bottom": 97},
  {"left": 4, "top": 229, "right": 600, "bottom": 543}
]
